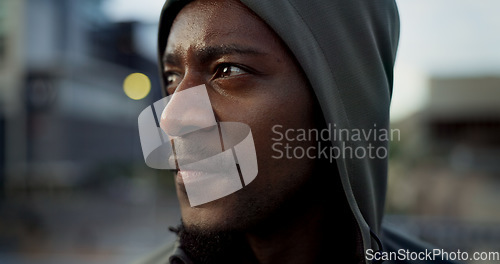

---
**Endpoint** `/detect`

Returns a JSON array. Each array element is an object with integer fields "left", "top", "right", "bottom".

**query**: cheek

[
  {"left": 207, "top": 65, "right": 316, "bottom": 178},
  {"left": 214, "top": 86, "right": 316, "bottom": 177}
]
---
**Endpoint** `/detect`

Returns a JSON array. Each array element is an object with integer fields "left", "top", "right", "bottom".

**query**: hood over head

[{"left": 157, "top": 0, "right": 400, "bottom": 255}]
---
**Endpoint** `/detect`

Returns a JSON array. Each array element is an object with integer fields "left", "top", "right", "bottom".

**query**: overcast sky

[{"left": 103, "top": 0, "right": 500, "bottom": 121}]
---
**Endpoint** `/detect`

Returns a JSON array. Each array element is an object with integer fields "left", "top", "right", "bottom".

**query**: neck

[
  {"left": 244, "top": 167, "right": 359, "bottom": 263},
  {"left": 245, "top": 202, "right": 328, "bottom": 264}
]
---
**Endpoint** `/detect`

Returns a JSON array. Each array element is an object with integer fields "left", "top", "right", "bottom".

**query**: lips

[
  {"left": 176, "top": 170, "right": 210, "bottom": 185},
  {"left": 175, "top": 148, "right": 245, "bottom": 207}
]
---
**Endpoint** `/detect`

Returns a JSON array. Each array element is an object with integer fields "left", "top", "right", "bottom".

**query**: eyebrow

[{"left": 163, "top": 44, "right": 266, "bottom": 67}]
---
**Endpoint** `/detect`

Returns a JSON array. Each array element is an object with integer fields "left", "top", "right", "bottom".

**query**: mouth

[
  {"left": 175, "top": 169, "right": 217, "bottom": 192},
  {"left": 175, "top": 164, "right": 244, "bottom": 207},
  {"left": 176, "top": 170, "right": 200, "bottom": 184},
  {"left": 170, "top": 141, "right": 228, "bottom": 188}
]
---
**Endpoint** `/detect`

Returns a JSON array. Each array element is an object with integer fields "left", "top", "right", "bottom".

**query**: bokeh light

[{"left": 123, "top": 72, "right": 151, "bottom": 100}]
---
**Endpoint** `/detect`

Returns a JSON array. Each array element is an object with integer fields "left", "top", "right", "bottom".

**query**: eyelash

[
  {"left": 164, "top": 72, "right": 181, "bottom": 95},
  {"left": 213, "top": 63, "right": 249, "bottom": 79},
  {"left": 164, "top": 63, "right": 251, "bottom": 94}
]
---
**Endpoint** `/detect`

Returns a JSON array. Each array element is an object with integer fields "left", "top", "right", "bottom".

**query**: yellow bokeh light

[{"left": 123, "top": 73, "right": 151, "bottom": 100}]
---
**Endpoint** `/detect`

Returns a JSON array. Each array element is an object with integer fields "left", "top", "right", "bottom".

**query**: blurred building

[
  {"left": 387, "top": 75, "right": 500, "bottom": 258},
  {"left": 426, "top": 76, "right": 500, "bottom": 173},
  {"left": 0, "top": 1, "right": 181, "bottom": 263},
  {"left": 0, "top": 0, "right": 161, "bottom": 193},
  {"left": 0, "top": 0, "right": 26, "bottom": 197}
]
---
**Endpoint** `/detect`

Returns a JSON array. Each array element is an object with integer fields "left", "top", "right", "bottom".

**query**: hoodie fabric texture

[{"left": 139, "top": 0, "right": 459, "bottom": 263}]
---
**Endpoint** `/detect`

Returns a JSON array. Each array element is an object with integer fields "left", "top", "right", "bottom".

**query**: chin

[
  {"left": 181, "top": 201, "right": 243, "bottom": 232},
  {"left": 177, "top": 185, "right": 265, "bottom": 232}
]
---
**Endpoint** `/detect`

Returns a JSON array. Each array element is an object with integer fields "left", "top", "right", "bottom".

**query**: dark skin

[{"left": 161, "top": 0, "right": 356, "bottom": 263}]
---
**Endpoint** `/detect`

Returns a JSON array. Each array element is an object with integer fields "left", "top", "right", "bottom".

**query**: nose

[{"left": 159, "top": 82, "right": 217, "bottom": 137}]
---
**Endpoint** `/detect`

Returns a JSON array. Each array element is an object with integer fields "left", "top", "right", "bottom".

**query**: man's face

[{"left": 162, "top": 0, "right": 317, "bottom": 231}]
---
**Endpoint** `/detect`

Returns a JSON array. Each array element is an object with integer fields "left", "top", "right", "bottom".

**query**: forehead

[{"left": 166, "top": 0, "right": 284, "bottom": 56}]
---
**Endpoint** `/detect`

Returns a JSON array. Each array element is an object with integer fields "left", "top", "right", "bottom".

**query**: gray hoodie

[{"left": 139, "top": 0, "right": 459, "bottom": 263}]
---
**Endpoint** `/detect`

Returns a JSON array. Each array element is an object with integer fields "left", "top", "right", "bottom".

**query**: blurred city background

[{"left": 0, "top": 0, "right": 499, "bottom": 263}]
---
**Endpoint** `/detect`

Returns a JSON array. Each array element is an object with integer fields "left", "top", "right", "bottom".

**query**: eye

[
  {"left": 165, "top": 72, "right": 181, "bottom": 93},
  {"left": 215, "top": 64, "right": 248, "bottom": 79}
]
